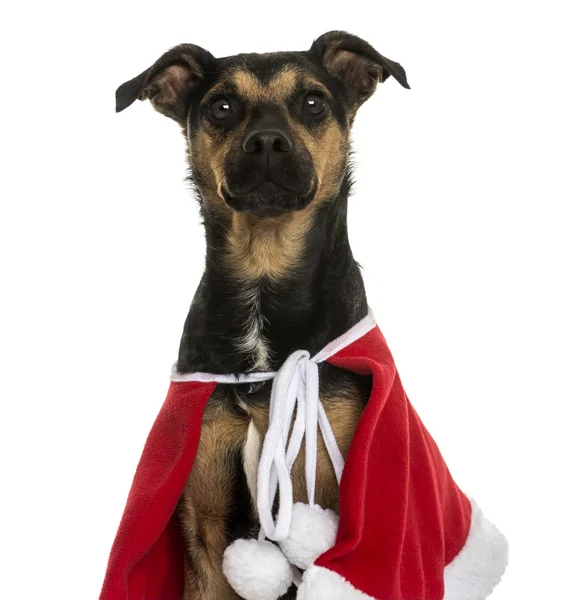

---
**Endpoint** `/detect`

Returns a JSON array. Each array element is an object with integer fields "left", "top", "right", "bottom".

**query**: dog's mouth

[{"left": 221, "top": 180, "right": 317, "bottom": 217}]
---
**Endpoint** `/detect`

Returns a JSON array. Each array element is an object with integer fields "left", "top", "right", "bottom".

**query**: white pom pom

[
  {"left": 279, "top": 502, "right": 339, "bottom": 569},
  {"left": 223, "top": 538, "right": 293, "bottom": 600}
]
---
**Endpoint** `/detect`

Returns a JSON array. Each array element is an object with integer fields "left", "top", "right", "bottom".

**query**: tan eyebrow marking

[
  {"left": 302, "top": 76, "right": 332, "bottom": 95},
  {"left": 201, "top": 68, "right": 332, "bottom": 109},
  {"left": 231, "top": 66, "right": 300, "bottom": 103},
  {"left": 201, "top": 81, "right": 232, "bottom": 106}
]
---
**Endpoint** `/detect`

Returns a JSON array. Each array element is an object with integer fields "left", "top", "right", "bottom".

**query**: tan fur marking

[
  {"left": 178, "top": 399, "right": 249, "bottom": 600},
  {"left": 231, "top": 67, "right": 299, "bottom": 104},
  {"left": 289, "top": 385, "right": 365, "bottom": 510},
  {"left": 248, "top": 383, "right": 365, "bottom": 511},
  {"left": 200, "top": 80, "right": 230, "bottom": 106},
  {"left": 190, "top": 117, "right": 251, "bottom": 217},
  {"left": 231, "top": 69, "right": 262, "bottom": 102},
  {"left": 225, "top": 208, "right": 316, "bottom": 280},
  {"left": 289, "top": 117, "right": 349, "bottom": 205}
]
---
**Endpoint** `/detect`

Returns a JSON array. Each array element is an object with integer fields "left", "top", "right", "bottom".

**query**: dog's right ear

[{"left": 115, "top": 44, "right": 215, "bottom": 125}]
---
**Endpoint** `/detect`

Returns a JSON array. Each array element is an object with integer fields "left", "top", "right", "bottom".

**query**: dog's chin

[{"left": 222, "top": 181, "right": 316, "bottom": 218}]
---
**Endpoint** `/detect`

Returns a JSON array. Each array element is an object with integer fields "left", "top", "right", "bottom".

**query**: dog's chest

[{"left": 206, "top": 366, "right": 372, "bottom": 508}]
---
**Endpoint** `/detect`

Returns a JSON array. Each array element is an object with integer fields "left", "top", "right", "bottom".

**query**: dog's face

[
  {"left": 192, "top": 61, "right": 341, "bottom": 218},
  {"left": 117, "top": 32, "right": 409, "bottom": 220}
]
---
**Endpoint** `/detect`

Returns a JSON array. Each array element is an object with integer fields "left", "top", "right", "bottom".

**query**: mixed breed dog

[{"left": 101, "top": 31, "right": 508, "bottom": 600}]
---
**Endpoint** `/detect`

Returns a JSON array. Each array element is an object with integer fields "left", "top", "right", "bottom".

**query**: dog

[{"left": 116, "top": 31, "right": 409, "bottom": 599}]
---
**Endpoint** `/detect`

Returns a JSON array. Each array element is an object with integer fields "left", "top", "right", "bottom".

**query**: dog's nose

[{"left": 242, "top": 129, "right": 293, "bottom": 155}]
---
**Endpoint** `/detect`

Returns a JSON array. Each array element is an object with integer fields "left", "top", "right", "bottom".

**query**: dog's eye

[
  {"left": 209, "top": 97, "right": 233, "bottom": 121},
  {"left": 303, "top": 93, "right": 326, "bottom": 116}
]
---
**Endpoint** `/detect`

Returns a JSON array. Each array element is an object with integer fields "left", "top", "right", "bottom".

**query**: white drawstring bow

[{"left": 256, "top": 349, "right": 345, "bottom": 542}]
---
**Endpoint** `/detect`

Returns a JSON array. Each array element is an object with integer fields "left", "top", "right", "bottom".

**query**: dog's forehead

[
  {"left": 209, "top": 52, "right": 325, "bottom": 104},
  {"left": 229, "top": 67, "right": 300, "bottom": 103}
]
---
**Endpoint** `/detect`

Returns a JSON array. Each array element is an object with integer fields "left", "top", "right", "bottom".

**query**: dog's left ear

[
  {"left": 115, "top": 43, "right": 215, "bottom": 125},
  {"left": 310, "top": 31, "right": 409, "bottom": 108}
]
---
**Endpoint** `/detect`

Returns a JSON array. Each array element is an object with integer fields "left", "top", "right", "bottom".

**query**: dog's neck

[{"left": 177, "top": 180, "right": 367, "bottom": 374}]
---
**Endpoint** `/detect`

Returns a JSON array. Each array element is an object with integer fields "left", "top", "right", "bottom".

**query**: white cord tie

[
  {"left": 256, "top": 349, "right": 345, "bottom": 541},
  {"left": 170, "top": 311, "right": 377, "bottom": 543}
]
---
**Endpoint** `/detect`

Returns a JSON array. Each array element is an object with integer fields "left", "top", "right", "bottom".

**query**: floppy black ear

[
  {"left": 310, "top": 31, "right": 409, "bottom": 108},
  {"left": 115, "top": 44, "right": 215, "bottom": 124}
]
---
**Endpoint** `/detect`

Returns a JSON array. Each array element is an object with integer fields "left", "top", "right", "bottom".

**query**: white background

[{"left": 1, "top": 1, "right": 565, "bottom": 598}]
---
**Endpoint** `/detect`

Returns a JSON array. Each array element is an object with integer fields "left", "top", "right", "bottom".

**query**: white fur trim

[
  {"left": 444, "top": 498, "right": 508, "bottom": 600},
  {"left": 223, "top": 539, "right": 293, "bottom": 600},
  {"left": 311, "top": 310, "right": 376, "bottom": 363},
  {"left": 279, "top": 503, "right": 339, "bottom": 569},
  {"left": 296, "top": 499, "right": 507, "bottom": 600},
  {"left": 297, "top": 566, "right": 373, "bottom": 600},
  {"left": 170, "top": 368, "right": 276, "bottom": 383}
]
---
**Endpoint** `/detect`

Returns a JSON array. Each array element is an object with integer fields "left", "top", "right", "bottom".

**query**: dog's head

[{"left": 116, "top": 32, "right": 408, "bottom": 220}]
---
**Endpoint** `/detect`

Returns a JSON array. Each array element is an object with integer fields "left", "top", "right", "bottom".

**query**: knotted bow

[{"left": 256, "top": 349, "right": 345, "bottom": 541}]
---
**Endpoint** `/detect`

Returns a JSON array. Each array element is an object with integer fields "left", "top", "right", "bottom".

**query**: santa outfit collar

[{"left": 100, "top": 311, "right": 508, "bottom": 600}]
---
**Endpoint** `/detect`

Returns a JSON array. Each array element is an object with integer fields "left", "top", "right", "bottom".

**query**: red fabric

[
  {"left": 100, "top": 326, "right": 471, "bottom": 600},
  {"left": 320, "top": 327, "right": 471, "bottom": 600},
  {"left": 100, "top": 381, "right": 216, "bottom": 600}
]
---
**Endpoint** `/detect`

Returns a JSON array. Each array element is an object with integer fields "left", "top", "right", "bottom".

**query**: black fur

[
  {"left": 177, "top": 166, "right": 367, "bottom": 374},
  {"left": 116, "top": 31, "right": 409, "bottom": 599}
]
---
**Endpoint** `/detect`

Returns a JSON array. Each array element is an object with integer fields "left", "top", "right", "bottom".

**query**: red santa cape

[{"left": 100, "top": 314, "right": 507, "bottom": 600}]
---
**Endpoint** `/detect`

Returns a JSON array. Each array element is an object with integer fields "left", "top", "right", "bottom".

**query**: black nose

[{"left": 242, "top": 129, "right": 293, "bottom": 155}]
